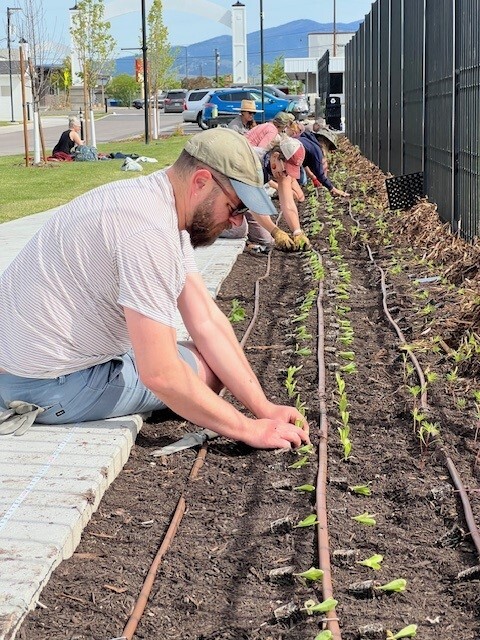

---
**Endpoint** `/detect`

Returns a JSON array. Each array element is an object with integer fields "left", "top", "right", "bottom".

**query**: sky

[{"left": 0, "top": 0, "right": 375, "bottom": 54}]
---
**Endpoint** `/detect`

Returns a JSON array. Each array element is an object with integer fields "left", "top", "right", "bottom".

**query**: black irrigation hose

[{"left": 347, "top": 201, "right": 480, "bottom": 568}]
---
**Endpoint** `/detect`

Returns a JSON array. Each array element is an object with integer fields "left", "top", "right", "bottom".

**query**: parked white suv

[{"left": 182, "top": 88, "right": 217, "bottom": 129}]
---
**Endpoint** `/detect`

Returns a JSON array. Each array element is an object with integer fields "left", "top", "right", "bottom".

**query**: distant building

[
  {"left": 0, "top": 49, "right": 39, "bottom": 122},
  {"left": 284, "top": 31, "right": 355, "bottom": 126}
]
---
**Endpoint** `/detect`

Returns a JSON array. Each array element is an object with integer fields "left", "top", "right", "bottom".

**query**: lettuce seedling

[
  {"left": 335, "top": 373, "right": 346, "bottom": 394},
  {"left": 338, "top": 393, "right": 348, "bottom": 414},
  {"left": 296, "top": 443, "right": 314, "bottom": 455},
  {"left": 357, "top": 554, "right": 383, "bottom": 570},
  {"left": 376, "top": 578, "right": 407, "bottom": 592},
  {"left": 228, "top": 299, "right": 245, "bottom": 323},
  {"left": 293, "top": 484, "right": 315, "bottom": 492},
  {"left": 295, "top": 514, "right": 320, "bottom": 528},
  {"left": 303, "top": 597, "right": 338, "bottom": 614},
  {"left": 349, "top": 483, "right": 372, "bottom": 496},
  {"left": 351, "top": 512, "right": 376, "bottom": 526},
  {"left": 294, "top": 567, "right": 324, "bottom": 581},
  {"left": 338, "top": 426, "right": 352, "bottom": 461},
  {"left": 386, "top": 624, "right": 417, "bottom": 639},
  {"left": 295, "top": 346, "right": 312, "bottom": 356},
  {"left": 314, "top": 632, "right": 333, "bottom": 640},
  {"left": 295, "top": 395, "right": 307, "bottom": 416},
  {"left": 289, "top": 456, "right": 309, "bottom": 469}
]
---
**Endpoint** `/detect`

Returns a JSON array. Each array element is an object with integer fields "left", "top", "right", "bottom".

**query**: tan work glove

[
  {"left": 271, "top": 226, "right": 296, "bottom": 251},
  {"left": 293, "top": 231, "right": 311, "bottom": 250}
]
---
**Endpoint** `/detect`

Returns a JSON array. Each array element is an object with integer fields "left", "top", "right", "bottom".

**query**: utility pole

[
  {"left": 7, "top": 6, "right": 22, "bottom": 122},
  {"left": 141, "top": 0, "right": 149, "bottom": 144},
  {"left": 333, "top": 0, "right": 337, "bottom": 57},
  {"left": 259, "top": 0, "right": 265, "bottom": 121},
  {"left": 214, "top": 48, "right": 220, "bottom": 84}
]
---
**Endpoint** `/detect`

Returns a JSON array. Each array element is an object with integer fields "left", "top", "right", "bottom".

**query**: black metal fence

[{"left": 345, "top": 0, "right": 480, "bottom": 242}]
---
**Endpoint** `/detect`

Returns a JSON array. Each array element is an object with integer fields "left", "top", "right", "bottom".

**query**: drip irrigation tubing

[
  {"left": 315, "top": 255, "right": 342, "bottom": 640},
  {"left": 114, "top": 221, "right": 342, "bottom": 639},
  {"left": 114, "top": 246, "right": 274, "bottom": 640},
  {"left": 347, "top": 201, "right": 480, "bottom": 568}
]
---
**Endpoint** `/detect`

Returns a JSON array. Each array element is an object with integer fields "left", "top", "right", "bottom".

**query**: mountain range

[{"left": 115, "top": 19, "right": 361, "bottom": 80}]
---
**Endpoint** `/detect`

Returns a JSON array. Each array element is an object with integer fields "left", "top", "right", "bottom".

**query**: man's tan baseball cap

[{"left": 184, "top": 129, "right": 276, "bottom": 215}]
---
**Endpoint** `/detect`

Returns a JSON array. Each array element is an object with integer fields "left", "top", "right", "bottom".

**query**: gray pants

[{"left": 220, "top": 211, "right": 273, "bottom": 246}]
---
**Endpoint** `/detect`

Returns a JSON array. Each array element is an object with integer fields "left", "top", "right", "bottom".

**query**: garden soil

[{"left": 19, "top": 139, "right": 479, "bottom": 640}]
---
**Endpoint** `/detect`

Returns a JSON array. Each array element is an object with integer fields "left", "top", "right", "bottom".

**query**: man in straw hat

[
  {"left": 228, "top": 99, "right": 261, "bottom": 135},
  {"left": 0, "top": 128, "right": 309, "bottom": 450}
]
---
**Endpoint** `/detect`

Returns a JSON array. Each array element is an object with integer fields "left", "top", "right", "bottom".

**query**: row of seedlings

[{"left": 320, "top": 185, "right": 419, "bottom": 640}]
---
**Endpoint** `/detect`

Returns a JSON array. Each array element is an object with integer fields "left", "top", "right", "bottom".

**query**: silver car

[
  {"left": 182, "top": 88, "right": 217, "bottom": 129},
  {"left": 163, "top": 89, "right": 188, "bottom": 113}
]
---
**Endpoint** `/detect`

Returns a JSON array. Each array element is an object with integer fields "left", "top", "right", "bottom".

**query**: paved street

[{"left": 0, "top": 108, "right": 200, "bottom": 156}]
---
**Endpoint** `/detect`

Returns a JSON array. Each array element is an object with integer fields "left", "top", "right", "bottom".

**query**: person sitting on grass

[
  {"left": 51, "top": 116, "right": 84, "bottom": 159},
  {"left": 0, "top": 128, "right": 309, "bottom": 451}
]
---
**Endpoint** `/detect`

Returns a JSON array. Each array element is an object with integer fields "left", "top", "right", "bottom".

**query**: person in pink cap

[{"left": 221, "top": 135, "right": 311, "bottom": 251}]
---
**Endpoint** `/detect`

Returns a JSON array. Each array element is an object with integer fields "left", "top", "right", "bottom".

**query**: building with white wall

[
  {"left": 0, "top": 52, "right": 32, "bottom": 122},
  {"left": 285, "top": 31, "right": 354, "bottom": 123}
]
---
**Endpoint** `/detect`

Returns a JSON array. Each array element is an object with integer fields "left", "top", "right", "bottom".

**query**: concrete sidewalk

[{"left": 0, "top": 209, "right": 245, "bottom": 640}]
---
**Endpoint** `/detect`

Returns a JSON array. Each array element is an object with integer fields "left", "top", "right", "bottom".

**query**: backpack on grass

[{"left": 74, "top": 145, "right": 98, "bottom": 161}]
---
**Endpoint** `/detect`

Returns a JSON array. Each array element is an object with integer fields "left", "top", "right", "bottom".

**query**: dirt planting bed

[{"left": 20, "top": 140, "right": 479, "bottom": 640}]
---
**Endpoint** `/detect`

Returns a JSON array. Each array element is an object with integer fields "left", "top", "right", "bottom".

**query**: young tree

[
  {"left": 146, "top": 0, "right": 176, "bottom": 97},
  {"left": 49, "top": 57, "right": 72, "bottom": 106},
  {"left": 106, "top": 74, "right": 140, "bottom": 106},
  {"left": 18, "top": 0, "right": 70, "bottom": 104},
  {"left": 17, "top": 0, "right": 71, "bottom": 160},
  {"left": 263, "top": 55, "right": 289, "bottom": 85},
  {"left": 70, "top": 0, "right": 116, "bottom": 109}
]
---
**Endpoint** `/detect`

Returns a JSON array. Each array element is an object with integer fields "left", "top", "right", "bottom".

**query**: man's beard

[{"left": 188, "top": 194, "right": 231, "bottom": 248}]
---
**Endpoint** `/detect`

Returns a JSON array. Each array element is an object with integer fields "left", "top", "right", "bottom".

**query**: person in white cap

[
  {"left": 0, "top": 128, "right": 310, "bottom": 449},
  {"left": 227, "top": 99, "right": 261, "bottom": 135}
]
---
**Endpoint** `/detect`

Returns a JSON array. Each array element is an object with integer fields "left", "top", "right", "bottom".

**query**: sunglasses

[{"left": 211, "top": 173, "right": 249, "bottom": 216}]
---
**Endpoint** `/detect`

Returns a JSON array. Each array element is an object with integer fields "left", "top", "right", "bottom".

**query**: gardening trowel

[{"left": 151, "top": 428, "right": 218, "bottom": 456}]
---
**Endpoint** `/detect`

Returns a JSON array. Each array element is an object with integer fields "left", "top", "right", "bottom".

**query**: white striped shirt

[{"left": 0, "top": 170, "right": 198, "bottom": 378}]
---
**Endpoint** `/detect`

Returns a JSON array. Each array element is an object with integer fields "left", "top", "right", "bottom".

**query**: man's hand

[
  {"left": 261, "top": 403, "right": 309, "bottom": 437},
  {"left": 243, "top": 417, "right": 310, "bottom": 449},
  {"left": 293, "top": 231, "right": 311, "bottom": 250},
  {"left": 271, "top": 226, "right": 296, "bottom": 251},
  {"left": 311, "top": 177, "right": 321, "bottom": 188},
  {"left": 330, "top": 187, "right": 350, "bottom": 198}
]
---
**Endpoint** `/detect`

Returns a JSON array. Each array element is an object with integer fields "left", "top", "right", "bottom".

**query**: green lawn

[{"left": 0, "top": 135, "right": 189, "bottom": 224}]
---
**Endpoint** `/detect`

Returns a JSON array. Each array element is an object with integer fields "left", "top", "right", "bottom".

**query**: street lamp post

[
  {"left": 214, "top": 48, "right": 220, "bottom": 85},
  {"left": 121, "top": 0, "right": 149, "bottom": 144},
  {"left": 140, "top": 0, "right": 149, "bottom": 144},
  {"left": 259, "top": 0, "right": 265, "bottom": 122},
  {"left": 7, "top": 6, "right": 22, "bottom": 122}
]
